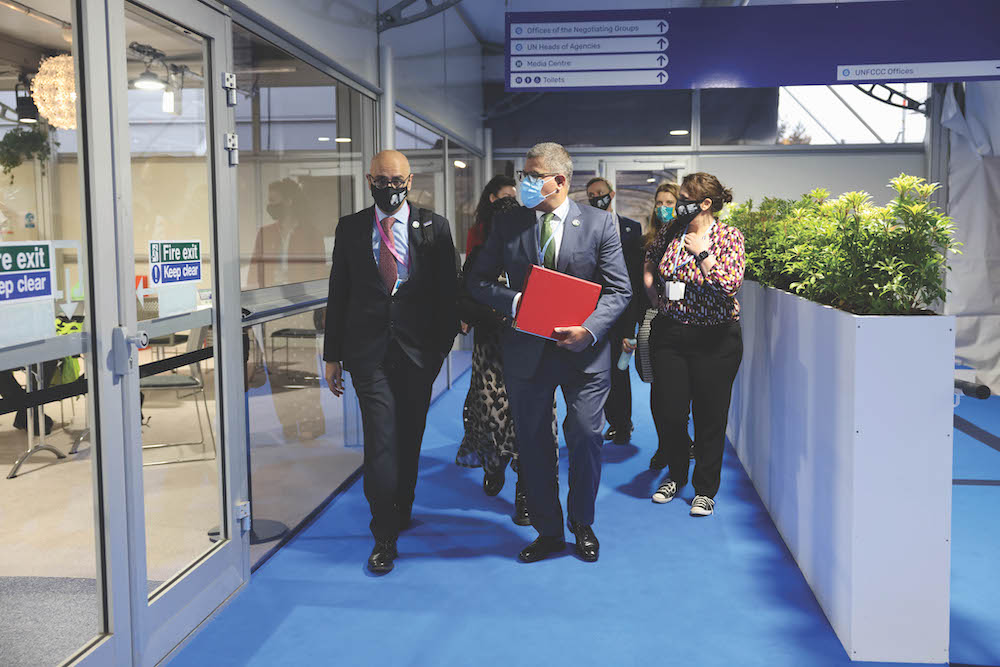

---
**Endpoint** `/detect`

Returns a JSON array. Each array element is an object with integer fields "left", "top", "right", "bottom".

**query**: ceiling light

[
  {"left": 132, "top": 67, "right": 165, "bottom": 91},
  {"left": 32, "top": 54, "right": 77, "bottom": 129},
  {"left": 317, "top": 136, "right": 331, "bottom": 142},
  {"left": 669, "top": 129, "right": 690, "bottom": 136},
  {"left": 454, "top": 160, "right": 467, "bottom": 169},
  {"left": 646, "top": 177, "right": 656, "bottom": 183},
  {"left": 15, "top": 80, "right": 38, "bottom": 123},
  {"left": 335, "top": 137, "right": 351, "bottom": 143}
]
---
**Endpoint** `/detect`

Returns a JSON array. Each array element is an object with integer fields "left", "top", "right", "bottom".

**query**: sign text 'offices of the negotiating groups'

[
  {"left": 0, "top": 242, "right": 55, "bottom": 304},
  {"left": 505, "top": 2, "right": 1000, "bottom": 92},
  {"left": 149, "top": 240, "right": 202, "bottom": 286}
]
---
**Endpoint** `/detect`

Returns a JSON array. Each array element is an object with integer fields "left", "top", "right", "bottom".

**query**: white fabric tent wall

[{"left": 942, "top": 81, "right": 1000, "bottom": 393}]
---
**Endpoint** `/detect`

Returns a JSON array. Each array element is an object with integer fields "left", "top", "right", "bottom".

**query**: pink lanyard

[{"left": 375, "top": 215, "right": 410, "bottom": 269}]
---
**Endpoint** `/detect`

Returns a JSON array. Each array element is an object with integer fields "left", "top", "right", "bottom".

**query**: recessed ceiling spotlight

[
  {"left": 335, "top": 137, "right": 352, "bottom": 143},
  {"left": 318, "top": 137, "right": 331, "bottom": 141},
  {"left": 454, "top": 160, "right": 467, "bottom": 169},
  {"left": 669, "top": 129, "right": 690, "bottom": 136}
]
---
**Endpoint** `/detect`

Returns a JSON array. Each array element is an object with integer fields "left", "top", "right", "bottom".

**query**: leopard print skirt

[{"left": 456, "top": 325, "right": 557, "bottom": 475}]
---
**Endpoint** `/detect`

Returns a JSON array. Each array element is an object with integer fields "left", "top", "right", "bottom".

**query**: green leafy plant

[
  {"left": 725, "top": 174, "right": 961, "bottom": 315},
  {"left": 0, "top": 126, "right": 53, "bottom": 184}
]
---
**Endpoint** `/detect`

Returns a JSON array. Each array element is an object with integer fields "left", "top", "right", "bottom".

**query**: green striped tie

[{"left": 539, "top": 212, "right": 556, "bottom": 269}]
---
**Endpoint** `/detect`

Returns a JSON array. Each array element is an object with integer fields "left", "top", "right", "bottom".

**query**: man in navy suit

[
  {"left": 467, "top": 143, "right": 631, "bottom": 563},
  {"left": 585, "top": 176, "right": 645, "bottom": 446}
]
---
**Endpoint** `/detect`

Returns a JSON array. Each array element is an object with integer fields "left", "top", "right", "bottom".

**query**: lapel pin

[
  {"left": 412, "top": 221, "right": 420, "bottom": 229},
  {"left": 572, "top": 219, "right": 581, "bottom": 227}
]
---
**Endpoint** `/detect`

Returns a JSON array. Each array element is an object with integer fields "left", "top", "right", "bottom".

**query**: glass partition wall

[
  {"left": 233, "top": 24, "right": 373, "bottom": 567},
  {"left": 0, "top": 3, "right": 104, "bottom": 664}
]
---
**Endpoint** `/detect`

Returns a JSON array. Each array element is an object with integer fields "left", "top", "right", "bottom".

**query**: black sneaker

[
  {"left": 652, "top": 478, "right": 678, "bottom": 504},
  {"left": 690, "top": 495, "right": 715, "bottom": 517}
]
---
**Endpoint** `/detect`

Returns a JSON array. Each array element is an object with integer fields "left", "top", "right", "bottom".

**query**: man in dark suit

[
  {"left": 324, "top": 150, "right": 458, "bottom": 574},
  {"left": 467, "top": 142, "right": 631, "bottom": 563},
  {"left": 585, "top": 177, "right": 645, "bottom": 445}
]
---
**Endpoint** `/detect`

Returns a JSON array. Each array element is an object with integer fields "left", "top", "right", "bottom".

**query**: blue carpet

[
  {"left": 955, "top": 394, "right": 1000, "bottom": 437},
  {"left": 953, "top": 427, "right": 1000, "bottom": 481},
  {"left": 173, "top": 368, "right": 971, "bottom": 667}
]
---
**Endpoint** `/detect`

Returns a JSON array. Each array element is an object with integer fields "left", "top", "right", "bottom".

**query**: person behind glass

[
  {"left": 585, "top": 177, "right": 644, "bottom": 446},
  {"left": 456, "top": 175, "right": 559, "bottom": 527},
  {"left": 248, "top": 178, "right": 325, "bottom": 289},
  {"left": 643, "top": 182, "right": 694, "bottom": 470},
  {"left": 467, "top": 142, "right": 631, "bottom": 563},
  {"left": 324, "top": 150, "right": 459, "bottom": 574},
  {"left": 643, "top": 172, "right": 744, "bottom": 517}
]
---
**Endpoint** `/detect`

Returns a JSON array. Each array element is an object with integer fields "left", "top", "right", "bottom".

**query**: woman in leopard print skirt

[{"left": 456, "top": 176, "right": 557, "bottom": 526}]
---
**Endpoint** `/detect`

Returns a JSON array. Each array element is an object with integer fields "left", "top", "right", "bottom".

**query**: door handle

[{"left": 111, "top": 327, "right": 149, "bottom": 377}]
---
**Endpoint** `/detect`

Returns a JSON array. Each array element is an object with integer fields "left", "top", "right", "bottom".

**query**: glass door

[{"left": 108, "top": 0, "right": 246, "bottom": 663}]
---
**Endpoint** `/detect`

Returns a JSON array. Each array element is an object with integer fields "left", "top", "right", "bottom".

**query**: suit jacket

[
  {"left": 247, "top": 220, "right": 327, "bottom": 289},
  {"left": 613, "top": 214, "right": 645, "bottom": 339},
  {"left": 467, "top": 199, "right": 632, "bottom": 379},
  {"left": 323, "top": 205, "right": 459, "bottom": 376}
]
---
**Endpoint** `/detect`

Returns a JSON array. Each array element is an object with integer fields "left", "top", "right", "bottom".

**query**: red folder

[{"left": 514, "top": 265, "right": 601, "bottom": 341}]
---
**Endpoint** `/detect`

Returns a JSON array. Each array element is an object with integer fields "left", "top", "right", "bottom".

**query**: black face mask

[
  {"left": 589, "top": 194, "right": 612, "bottom": 210},
  {"left": 491, "top": 196, "right": 519, "bottom": 215},
  {"left": 674, "top": 198, "right": 704, "bottom": 224},
  {"left": 266, "top": 202, "right": 286, "bottom": 221},
  {"left": 370, "top": 183, "right": 408, "bottom": 213}
]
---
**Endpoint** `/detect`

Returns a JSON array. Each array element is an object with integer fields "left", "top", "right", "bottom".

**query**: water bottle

[{"left": 617, "top": 338, "right": 637, "bottom": 371}]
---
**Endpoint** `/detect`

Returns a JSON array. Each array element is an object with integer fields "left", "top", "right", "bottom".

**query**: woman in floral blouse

[{"left": 642, "top": 172, "right": 745, "bottom": 517}]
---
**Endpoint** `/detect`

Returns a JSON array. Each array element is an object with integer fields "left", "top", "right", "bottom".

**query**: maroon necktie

[{"left": 379, "top": 216, "right": 398, "bottom": 291}]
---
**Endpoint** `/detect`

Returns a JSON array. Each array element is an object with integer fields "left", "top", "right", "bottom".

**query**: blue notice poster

[{"left": 506, "top": 0, "right": 1000, "bottom": 92}]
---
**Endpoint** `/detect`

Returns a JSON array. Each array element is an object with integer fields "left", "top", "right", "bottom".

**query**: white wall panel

[{"left": 698, "top": 149, "right": 925, "bottom": 204}]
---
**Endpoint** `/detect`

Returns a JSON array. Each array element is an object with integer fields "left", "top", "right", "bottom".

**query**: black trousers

[
  {"left": 506, "top": 350, "right": 610, "bottom": 538},
  {"left": 603, "top": 326, "right": 632, "bottom": 434},
  {"left": 649, "top": 316, "right": 742, "bottom": 498},
  {"left": 352, "top": 342, "right": 439, "bottom": 541}
]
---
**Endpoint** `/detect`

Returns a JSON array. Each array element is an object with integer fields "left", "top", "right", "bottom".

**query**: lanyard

[
  {"left": 668, "top": 222, "right": 715, "bottom": 275},
  {"left": 375, "top": 215, "right": 410, "bottom": 269},
  {"left": 537, "top": 215, "right": 563, "bottom": 266}
]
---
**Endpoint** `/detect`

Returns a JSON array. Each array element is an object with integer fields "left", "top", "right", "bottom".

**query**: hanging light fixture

[
  {"left": 15, "top": 77, "right": 38, "bottom": 123},
  {"left": 132, "top": 66, "right": 165, "bottom": 91},
  {"left": 31, "top": 54, "right": 77, "bottom": 129}
]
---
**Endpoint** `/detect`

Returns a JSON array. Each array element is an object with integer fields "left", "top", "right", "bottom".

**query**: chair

[{"left": 138, "top": 326, "right": 216, "bottom": 465}]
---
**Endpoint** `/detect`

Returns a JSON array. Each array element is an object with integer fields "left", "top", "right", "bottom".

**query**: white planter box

[{"left": 728, "top": 281, "right": 955, "bottom": 664}]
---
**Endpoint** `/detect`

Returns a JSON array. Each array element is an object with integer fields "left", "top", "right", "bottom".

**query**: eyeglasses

[
  {"left": 369, "top": 175, "right": 410, "bottom": 189},
  {"left": 516, "top": 170, "right": 560, "bottom": 182}
]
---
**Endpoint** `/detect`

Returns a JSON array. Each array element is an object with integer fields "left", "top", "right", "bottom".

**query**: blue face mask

[
  {"left": 519, "top": 176, "right": 555, "bottom": 209},
  {"left": 655, "top": 205, "right": 674, "bottom": 224}
]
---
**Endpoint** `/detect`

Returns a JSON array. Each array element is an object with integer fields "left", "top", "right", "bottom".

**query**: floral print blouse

[{"left": 644, "top": 220, "right": 745, "bottom": 326}]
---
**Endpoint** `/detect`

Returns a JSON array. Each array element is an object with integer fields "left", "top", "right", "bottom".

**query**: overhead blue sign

[{"left": 505, "top": 1, "right": 1000, "bottom": 92}]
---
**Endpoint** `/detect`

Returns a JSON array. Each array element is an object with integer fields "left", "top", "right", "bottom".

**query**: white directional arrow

[{"left": 137, "top": 284, "right": 155, "bottom": 308}]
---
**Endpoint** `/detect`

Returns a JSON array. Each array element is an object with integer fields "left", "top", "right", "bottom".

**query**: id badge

[
  {"left": 391, "top": 278, "right": 403, "bottom": 296},
  {"left": 667, "top": 281, "right": 685, "bottom": 301}
]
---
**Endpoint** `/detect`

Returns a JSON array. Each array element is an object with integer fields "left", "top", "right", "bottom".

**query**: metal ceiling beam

[{"left": 377, "top": 0, "right": 466, "bottom": 33}]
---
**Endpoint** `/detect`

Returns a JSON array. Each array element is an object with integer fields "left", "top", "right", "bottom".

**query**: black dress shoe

[
  {"left": 649, "top": 449, "right": 669, "bottom": 470},
  {"left": 569, "top": 522, "right": 600, "bottom": 562},
  {"left": 367, "top": 539, "right": 398, "bottom": 574},
  {"left": 512, "top": 485, "right": 531, "bottom": 526},
  {"left": 612, "top": 425, "right": 633, "bottom": 445},
  {"left": 518, "top": 536, "right": 565, "bottom": 563},
  {"left": 483, "top": 467, "right": 505, "bottom": 497},
  {"left": 689, "top": 442, "right": 696, "bottom": 459},
  {"left": 603, "top": 426, "right": 615, "bottom": 441}
]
